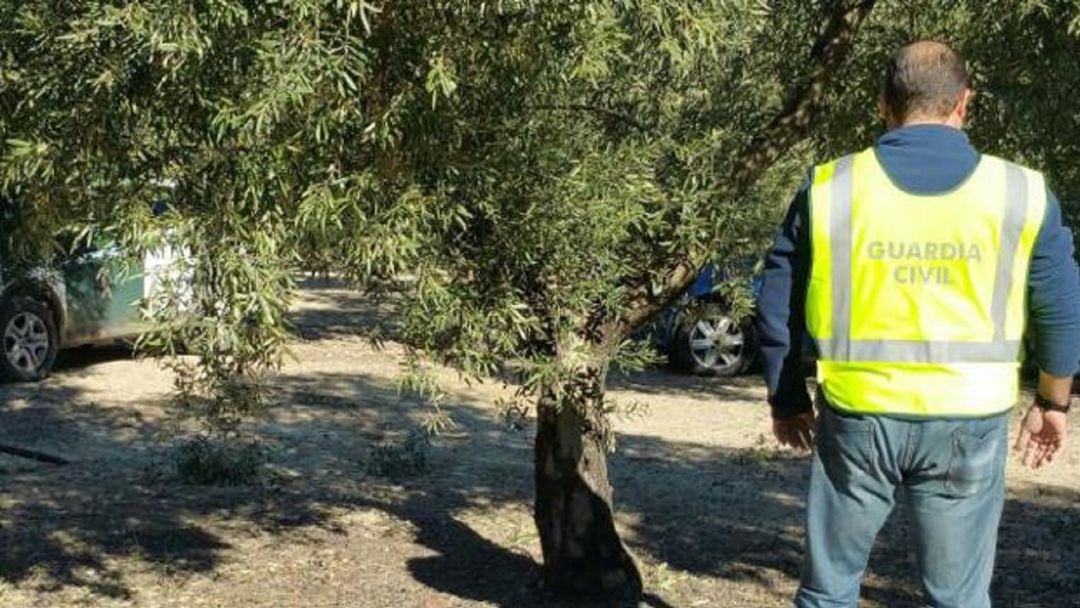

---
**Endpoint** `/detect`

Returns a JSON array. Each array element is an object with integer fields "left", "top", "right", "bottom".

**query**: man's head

[{"left": 879, "top": 40, "right": 972, "bottom": 129}]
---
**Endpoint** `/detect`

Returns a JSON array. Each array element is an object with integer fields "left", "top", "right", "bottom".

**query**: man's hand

[
  {"left": 773, "top": 410, "right": 815, "bottom": 451},
  {"left": 1014, "top": 406, "right": 1068, "bottom": 469}
]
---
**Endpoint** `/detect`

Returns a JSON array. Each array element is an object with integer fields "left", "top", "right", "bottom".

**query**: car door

[{"left": 61, "top": 241, "right": 146, "bottom": 346}]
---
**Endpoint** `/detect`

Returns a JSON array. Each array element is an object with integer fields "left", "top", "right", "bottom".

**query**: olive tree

[{"left": 4, "top": 0, "right": 1079, "bottom": 599}]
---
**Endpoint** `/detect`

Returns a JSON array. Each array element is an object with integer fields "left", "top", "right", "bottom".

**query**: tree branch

[
  {"left": 609, "top": 0, "right": 878, "bottom": 342},
  {"left": 728, "top": 0, "right": 878, "bottom": 193}
]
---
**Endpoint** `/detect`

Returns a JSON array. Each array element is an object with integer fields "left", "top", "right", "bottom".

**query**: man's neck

[{"left": 889, "top": 117, "right": 963, "bottom": 131}]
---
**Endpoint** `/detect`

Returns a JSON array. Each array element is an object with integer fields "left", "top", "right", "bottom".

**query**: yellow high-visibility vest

[{"left": 806, "top": 148, "right": 1047, "bottom": 417}]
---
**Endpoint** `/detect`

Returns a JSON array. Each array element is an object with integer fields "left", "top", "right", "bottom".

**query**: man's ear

[
  {"left": 877, "top": 96, "right": 893, "bottom": 128},
  {"left": 953, "top": 88, "right": 974, "bottom": 125}
]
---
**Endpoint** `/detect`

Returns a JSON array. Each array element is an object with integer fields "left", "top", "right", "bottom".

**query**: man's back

[
  {"left": 756, "top": 124, "right": 1080, "bottom": 419},
  {"left": 806, "top": 141, "right": 1046, "bottom": 417}
]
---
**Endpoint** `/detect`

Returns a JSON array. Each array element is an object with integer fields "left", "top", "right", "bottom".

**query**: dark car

[{"left": 651, "top": 264, "right": 762, "bottom": 377}]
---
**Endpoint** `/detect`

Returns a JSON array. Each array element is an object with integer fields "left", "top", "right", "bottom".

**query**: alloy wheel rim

[
  {"left": 688, "top": 315, "right": 744, "bottom": 370},
  {"left": 4, "top": 311, "right": 50, "bottom": 374}
]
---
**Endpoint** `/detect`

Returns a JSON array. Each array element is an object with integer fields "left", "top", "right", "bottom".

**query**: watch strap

[{"left": 1034, "top": 392, "right": 1072, "bottom": 414}]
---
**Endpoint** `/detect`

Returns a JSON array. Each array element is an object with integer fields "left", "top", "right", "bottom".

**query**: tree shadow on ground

[
  {"left": 608, "top": 368, "right": 764, "bottom": 404},
  {"left": 2, "top": 355, "right": 1079, "bottom": 606},
  {"left": 0, "top": 385, "right": 224, "bottom": 599}
]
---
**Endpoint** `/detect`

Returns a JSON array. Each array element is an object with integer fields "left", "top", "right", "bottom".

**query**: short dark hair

[{"left": 882, "top": 41, "right": 971, "bottom": 121}]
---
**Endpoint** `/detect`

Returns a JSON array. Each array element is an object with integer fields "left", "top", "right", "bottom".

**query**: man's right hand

[
  {"left": 773, "top": 410, "right": 815, "bottom": 451},
  {"left": 1014, "top": 406, "right": 1068, "bottom": 469}
]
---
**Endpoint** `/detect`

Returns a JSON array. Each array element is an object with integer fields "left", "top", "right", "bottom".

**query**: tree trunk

[{"left": 533, "top": 365, "right": 642, "bottom": 599}]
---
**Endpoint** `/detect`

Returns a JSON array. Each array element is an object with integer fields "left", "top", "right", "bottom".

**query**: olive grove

[{"left": 3, "top": 0, "right": 1079, "bottom": 598}]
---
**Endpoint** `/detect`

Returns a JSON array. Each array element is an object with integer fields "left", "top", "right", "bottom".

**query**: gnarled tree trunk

[{"left": 533, "top": 365, "right": 642, "bottom": 599}]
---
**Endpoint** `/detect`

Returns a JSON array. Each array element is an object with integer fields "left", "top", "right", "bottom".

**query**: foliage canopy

[{"left": 4, "top": 4, "right": 1078, "bottom": 405}]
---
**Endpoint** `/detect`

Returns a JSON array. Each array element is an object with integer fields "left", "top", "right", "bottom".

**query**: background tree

[{"left": 3, "top": 0, "right": 1079, "bottom": 599}]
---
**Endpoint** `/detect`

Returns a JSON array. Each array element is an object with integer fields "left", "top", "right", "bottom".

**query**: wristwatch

[{"left": 1034, "top": 392, "right": 1072, "bottom": 414}]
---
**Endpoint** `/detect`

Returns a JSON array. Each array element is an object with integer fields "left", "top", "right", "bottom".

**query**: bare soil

[{"left": 1, "top": 280, "right": 1078, "bottom": 607}]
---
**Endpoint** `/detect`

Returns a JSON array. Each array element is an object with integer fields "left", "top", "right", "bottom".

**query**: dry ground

[{"left": 1, "top": 280, "right": 1078, "bottom": 607}]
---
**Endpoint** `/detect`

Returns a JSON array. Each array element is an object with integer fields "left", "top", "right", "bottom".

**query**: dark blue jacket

[{"left": 756, "top": 124, "right": 1080, "bottom": 418}]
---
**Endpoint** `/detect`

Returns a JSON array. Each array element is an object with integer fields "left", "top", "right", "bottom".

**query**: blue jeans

[{"left": 795, "top": 403, "right": 1010, "bottom": 608}]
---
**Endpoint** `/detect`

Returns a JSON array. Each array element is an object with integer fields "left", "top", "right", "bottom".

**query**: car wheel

[
  {"left": 670, "top": 302, "right": 756, "bottom": 377},
  {"left": 0, "top": 296, "right": 59, "bottom": 383}
]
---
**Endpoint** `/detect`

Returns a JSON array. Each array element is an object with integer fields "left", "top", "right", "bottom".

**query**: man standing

[{"left": 756, "top": 40, "right": 1080, "bottom": 607}]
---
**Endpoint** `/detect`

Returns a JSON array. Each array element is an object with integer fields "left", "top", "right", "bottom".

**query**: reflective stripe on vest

[{"left": 805, "top": 149, "right": 1047, "bottom": 417}]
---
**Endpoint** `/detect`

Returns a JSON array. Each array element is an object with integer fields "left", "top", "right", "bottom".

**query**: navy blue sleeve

[
  {"left": 755, "top": 175, "right": 813, "bottom": 418},
  {"left": 1027, "top": 189, "right": 1080, "bottom": 377}
]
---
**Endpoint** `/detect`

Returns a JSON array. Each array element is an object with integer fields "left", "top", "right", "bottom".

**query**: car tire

[
  {"left": 670, "top": 302, "right": 756, "bottom": 377},
  {"left": 0, "top": 296, "right": 59, "bottom": 383}
]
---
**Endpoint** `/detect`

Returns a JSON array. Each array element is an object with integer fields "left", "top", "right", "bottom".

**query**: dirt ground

[{"left": 1, "top": 280, "right": 1079, "bottom": 608}]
